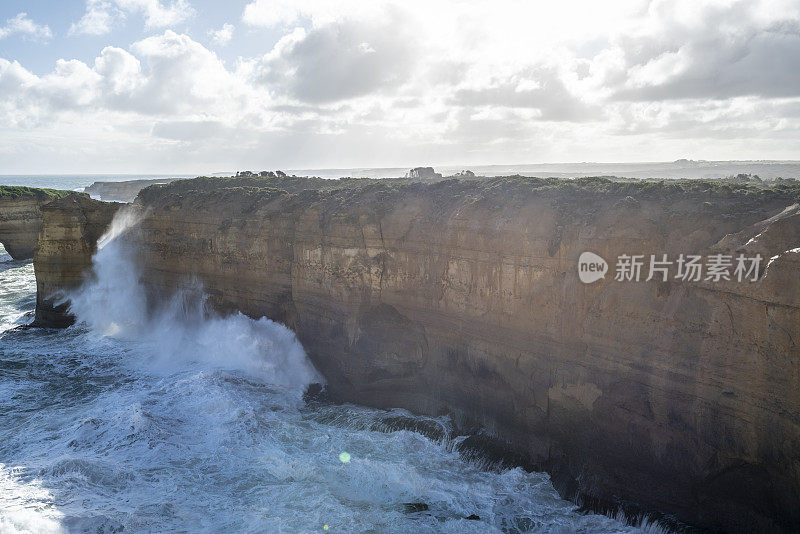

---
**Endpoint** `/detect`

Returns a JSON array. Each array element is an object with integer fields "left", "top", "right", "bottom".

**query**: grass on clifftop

[
  {"left": 137, "top": 175, "right": 389, "bottom": 204},
  {"left": 136, "top": 174, "right": 800, "bottom": 208},
  {"left": 0, "top": 185, "right": 76, "bottom": 201}
]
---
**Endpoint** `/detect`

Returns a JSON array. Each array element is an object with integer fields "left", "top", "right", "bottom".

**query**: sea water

[
  {"left": 0, "top": 210, "right": 669, "bottom": 533},
  {"left": 0, "top": 175, "right": 191, "bottom": 193}
]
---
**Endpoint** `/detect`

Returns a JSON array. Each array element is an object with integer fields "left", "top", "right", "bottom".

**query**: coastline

[{"left": 15, "top": 175, "right": 799, "bottom": 532}]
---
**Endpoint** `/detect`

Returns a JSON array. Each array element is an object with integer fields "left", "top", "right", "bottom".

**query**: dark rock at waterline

[
  {"left": 401, "top": 502, "right": 429, "bottom": 514},
  {"left": 455, "top": 432, "right": 537, "bottom": 472},
  {"left": 377, "top": 415, "right": 448, "bottom": 442},
  {"left": 302, "top": 382, "right": 330, "bottom": 405}
]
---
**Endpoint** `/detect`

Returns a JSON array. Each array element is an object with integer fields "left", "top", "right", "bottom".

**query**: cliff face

[
  {"left": 0, "top": 196, "right": 42, "bottom": 259},
  {"left": 33, "top": 194, "right": 121, "bottom": 327},
  {"left": 0, "top": 187, "right": 77, "bottom": 260},
  {"left": 35, "top": 177, "right": 800, "bottom": 532}
]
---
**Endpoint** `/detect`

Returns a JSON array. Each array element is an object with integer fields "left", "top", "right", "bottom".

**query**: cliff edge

[
  {"left": 0, "top": 186, "right": 74, "bottom": 260},
  {"left": 34, "top": 176, "right": 800, "bottom": 532},
  {"left": 33, "top": 193, "right": 122, "bottom": 327}
]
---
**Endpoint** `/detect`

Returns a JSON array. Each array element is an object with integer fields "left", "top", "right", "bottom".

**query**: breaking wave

[
  {"left": 67, "top": 207, "right": 321, "bottom": 389},
  {"left": 0, "top": 217, "right": 670, "bottom": 533}
]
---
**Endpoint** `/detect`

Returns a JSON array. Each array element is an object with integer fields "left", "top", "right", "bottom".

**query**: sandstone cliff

[
  {"left": 33, "top": 193, "right": 121, "bottom": 327},
  {"left": 35, "top": 176, "right": 800, "bottom": 532},
  {"left": 0, "top": 186, "right": 73, "bottom": 260}
]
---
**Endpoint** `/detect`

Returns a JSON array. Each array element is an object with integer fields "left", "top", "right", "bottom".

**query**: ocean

[
  {"left": 0, "top": 179, "right": 668, "bottom": 533},
  {"left": 0, "top": 176, "right": 193, "bottom": 193}
]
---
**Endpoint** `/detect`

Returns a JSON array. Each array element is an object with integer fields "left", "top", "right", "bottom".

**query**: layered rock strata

[
  {"left": 33, "top": 193, "right": 121, "bottom": 327},
  {"left": 0, "top": 188, "right": 71, "bottom": 259},
  {"left": 34, "top": 177, "right": 800, "bottom": 532}
]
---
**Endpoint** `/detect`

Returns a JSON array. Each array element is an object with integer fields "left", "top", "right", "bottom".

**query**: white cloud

[
  {"left": 209, "top": 23, "right": 234, "bottom": 46},
  {"left": 0, "top": 30, "right": 256, "bottom": 124},
  {"left": 242, "top": 0, "right": 391, "bottom": 28},
  {"left": 2, "top": 0, "right": 800, "bottom": 172},
  {"left": 242, "top": 0, "right": 304, "bottom": 27},
  {"left": 240, "top": 0, "right": 800, "bottom": 103},
  {"left": 69, "top": 0, "right": 115, "bottom": 36},
  {"left": 124, "top": 0, "right": 194, "bottom": 27},
  {"left": 69, "top": 0, "right": 194, "bottom": 36},
  {"left": 128, "top": 30, "right": 246, "bottom": 114},
  {"left": 255, "top": 14, "right": 417, "bottom": 103},
  {"left": 0, "top": 12, "right": 52, "bottom": 40},
  {"left": 450, "top": 68, "right": 601, "bottom": 122},
  {"left": 94, "top": 46, "right": 144, "bottom": 96}
]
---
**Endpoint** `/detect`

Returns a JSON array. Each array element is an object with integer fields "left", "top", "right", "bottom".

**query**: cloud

[
  {"left": 242, "top": 0, "right": 306, "bottom": 27},
  {"left": 69, "top": 0, "right": 194, "bottom": 36},
  {"left": 128, "top": 30, "right": 245, "bottom": 114},
  {"left": 600, "top": 0, "right": 800, "bottom": 101},
  {"left": 94, "top": 46, "right": 144, "bottom": 96},
  {"left": 69, "top": 1, "right": 115, "bottom": 35},
  {"left": 152, "top": 120, "right": 227, "bottom": 140},
  {"left": 255, "top": 17, "right": 416, "bottom": 103},
  {"left": 0, "top": 31, "right": 253, "bottom": 124},
  {"left": 241, "top": 0, "right": 386, "bottom": 28},
  {"left": 450, "top": 68, "right": 601, "bottom": 122},
  {"left": 0, "top": 12, "right": 52, "bottom": 40},
  {"left": 209, "top": 23, "right": 234, "bottom": 46},
  {"left": 126, "top": 0, "right": 194, "bottom": 27},
  {"left": 3, "top": 0, "right": 800, "bottom": 172},
  {"left": 40, "top": 60, "right": 103, "bottom": 109}
]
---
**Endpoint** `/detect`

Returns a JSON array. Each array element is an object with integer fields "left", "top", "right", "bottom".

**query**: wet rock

[
  {"left": 303, "top": 382, "right": 330, "bottom": 405},
  {"left": 402, "top": 502, "right": 429, "bottom": 514}
]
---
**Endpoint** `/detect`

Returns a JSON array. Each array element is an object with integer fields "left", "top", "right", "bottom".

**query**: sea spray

[
  {"left": 66, "top": 207, "right": 147, "bottom": 339},
  {"left": 0, "top": 464, "right": 66, "bottom": 534},
  {"left": 0, "top": 244, "right": 35, "bottom": 333},
  {"left": 67, "top": 206, "right": 322, "bottom": 389},
  {"left": 0, "top": 213, "right": 670, "bottom": 533}
]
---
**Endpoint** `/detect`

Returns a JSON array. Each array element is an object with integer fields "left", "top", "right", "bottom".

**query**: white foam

[
  {"left": 0, "top": 210, "right": 670, "bottom": 534},
  {"left": 0, "top": 464, "right": 66, "bottom": 534},
  {"left": 67, "top": 207, "right": 322, "bottom": 389}
]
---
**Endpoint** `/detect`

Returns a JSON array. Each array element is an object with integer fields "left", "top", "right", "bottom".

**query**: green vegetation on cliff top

[
  {"left": 133, "top": 174, "right": 800, "bottom": 238},
  {"left": 138, "top": 174, "right": 800, "bottom": 206},
  {"left": 0, "top": 185, "right": 76, "bottom": 201},
  {"left": 137, "top": 175, "right": 377, "bottom": 204}
]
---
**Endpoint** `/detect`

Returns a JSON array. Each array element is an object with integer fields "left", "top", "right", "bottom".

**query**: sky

[{"left": 0, "top": 0, "right": 799, "bottom": 174}]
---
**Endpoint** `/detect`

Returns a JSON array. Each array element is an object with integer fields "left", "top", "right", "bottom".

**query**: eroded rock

[
  {"left": 33, "top": 193, "right": 122, "bottom": 327},
  {"left": 33, "top": 176, "right": 800, "bottom": 532}
]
